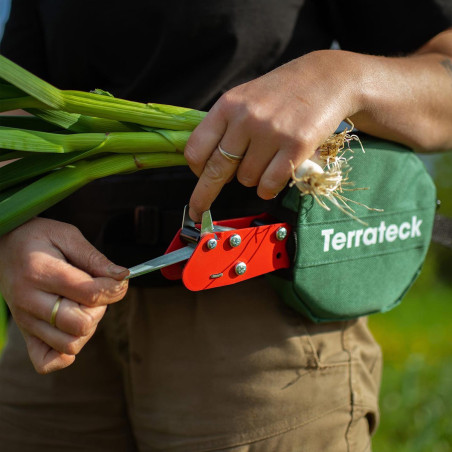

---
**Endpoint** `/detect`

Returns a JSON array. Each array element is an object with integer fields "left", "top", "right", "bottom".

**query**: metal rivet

[
  {"left": 206, "top": 238, "right": 217, "bottom": 250},
  {"left": 276, "top": 227, "right": 288, "bottom": 241},
  {"left": 235, "top": 262, "right": 247, "bottom": 276},
  {"left": 229, "top": 234, "right": 242, "bottom": 247}
]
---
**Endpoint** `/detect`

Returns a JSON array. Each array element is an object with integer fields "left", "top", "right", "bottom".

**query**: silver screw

[
  {"left": 229, "top": 234, "right": 242, "bottom": 247},
  {"left": 206, "top": 238, "right": 217, "bottom": 250},
  {"left": 276, "top": 227, "right": 288, "bottom": 241},
  {"left": 235, "top": 262, "right": 247, "bottom": 276}
]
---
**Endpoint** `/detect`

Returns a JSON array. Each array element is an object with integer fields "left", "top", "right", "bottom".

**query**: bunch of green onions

[{"left": 0, "top": 54, "right": 207, "bottom": 237}]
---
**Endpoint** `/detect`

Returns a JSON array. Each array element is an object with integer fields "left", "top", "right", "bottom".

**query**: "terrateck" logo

[{"left": 321, "top": 215, "right": 423, "bottom": 252}]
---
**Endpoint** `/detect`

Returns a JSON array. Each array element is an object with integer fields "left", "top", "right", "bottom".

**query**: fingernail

[{"left": 108, "top": 264, "right": 129, "bottom": 277}]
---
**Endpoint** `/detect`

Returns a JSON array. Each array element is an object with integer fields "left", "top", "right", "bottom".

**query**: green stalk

[
  {"left": 60, "top": 91, "right": 206, "bottom": 130},
  {"left": 0, "top": 55, "right": 206, "bottom": 130},
  {"left": 0, "top": 152, "right": 187, "bottom": 236},
  {"left": 0, "top": 127, "right": 190, "bottom": 191},
  {"left": 27, "top": 108, "right": 145, "bottom": 133},
  {"left": 0, "top": 95, "right": 49, "bottom": 111},
  {"left": 0, "top": 55, "right": 204, "bottom": 239},
  {"left": 0, "top": 130, "right": 190, "bottom": 191},
  {"left": 0, "top": 126, "right": 65, "bottom": 152},
  {"left": 0, "top": 179, "right": 34, "bottom": 202},
  {"left": 0, "top": 126, "right": 190, "bottom": 153},
  {"left": 0, "top": 92, "right": 206, "bottom": 131},
  {"left": 0, "top": 150, "right": 95, "bottom": 191},
  {"left": 0, "top": 55, "right": 64, "bottom": 109}
]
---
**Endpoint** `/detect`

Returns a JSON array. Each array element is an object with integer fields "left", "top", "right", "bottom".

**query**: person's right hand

[{"left": 0, "top": 217, "right": 129, "bottom": 374}]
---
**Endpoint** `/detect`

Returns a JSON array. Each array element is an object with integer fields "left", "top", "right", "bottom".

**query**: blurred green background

[
  {"left": 0, "top": 152, "right": 451, "bottom": 450},
  {"left": 370, "top": 152, "right": 452, "bottom": 451},
  {"left": 370, "top": 244, "right": 452, "bottom": 452}
]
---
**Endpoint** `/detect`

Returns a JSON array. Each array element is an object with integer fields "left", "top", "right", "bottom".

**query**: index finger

[
  {"left": 184, "top": 104, "right": 227, "bottom": 178},
  {"left": 185, "top": 96, "right": 253, "bottom": 220},
  {"left": 188, "top": 146, "right": 242, "bottom": 220}
]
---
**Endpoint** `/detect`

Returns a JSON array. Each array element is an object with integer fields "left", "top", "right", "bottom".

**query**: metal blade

[
  {"left": 126, "top": 245, "right": 195, "bottom": 279},
  {"left": 200, "top": 209, "right": 214, "bottom": 236}
]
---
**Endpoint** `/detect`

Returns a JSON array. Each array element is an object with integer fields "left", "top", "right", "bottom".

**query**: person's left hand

[{"left": 184, "top": 50, "right": 363, "bottom": 220}]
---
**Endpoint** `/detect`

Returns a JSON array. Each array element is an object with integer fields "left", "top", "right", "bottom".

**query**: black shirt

[
  {"left": 1, "top": 0, "right": 451, "bottom": 272},
  {"left": 2, "top": 0, "right": 451, "bottom": 109}
]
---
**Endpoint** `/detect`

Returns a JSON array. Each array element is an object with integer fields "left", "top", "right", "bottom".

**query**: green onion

[
  {"left": 0, "top": 126, "right": 190, "bottom": 154},
  {"left": 0, "top": 152, "right": 187, "bottom": 236},
  {"left": 0, "top": 58, "right": 64, "bottom": 109},
  {"left": 0, "top": 129, "right": 190, "bottom": 191},
  {"left": 0, "top": 95, "right": 49, "bottom": 111},
  {"left": 0, "top": 54, "right": 204, "bottom": 237},
  {"left": 60, "top": 91, "right": 206, "bottom": 130},
  {"left": 27, "top": 108, "right": 145, "bottom": 133},
  {"left": 0, "top": 55, "right": 206, "bottom": 130}
]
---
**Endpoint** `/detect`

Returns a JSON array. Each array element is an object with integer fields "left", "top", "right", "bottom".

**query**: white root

[{"left": 290, "top": 121, "right": 382, "bottom": 225}]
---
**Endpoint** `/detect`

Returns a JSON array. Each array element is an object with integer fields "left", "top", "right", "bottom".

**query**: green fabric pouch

[{"left": 268, "top": 138, "right": 437, "bottom": 322}]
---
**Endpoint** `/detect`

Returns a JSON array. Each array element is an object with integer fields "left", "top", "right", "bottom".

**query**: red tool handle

[{"left": 160, "top": 214, "right": 291, "bottom": 291}]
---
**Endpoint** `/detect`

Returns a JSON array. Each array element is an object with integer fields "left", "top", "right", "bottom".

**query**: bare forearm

[{"left": 351, "top": 29, "right": 452, "bottom": 152}]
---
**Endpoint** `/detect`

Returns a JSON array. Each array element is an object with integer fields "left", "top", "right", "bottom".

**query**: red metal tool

[{"left": 127, "top": 206, "right": 292, "bottom": 291}]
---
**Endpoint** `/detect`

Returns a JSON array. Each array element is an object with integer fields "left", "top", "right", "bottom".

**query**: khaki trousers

[{"left": 0, "top": 277, "right": 381, "bottom": 451}]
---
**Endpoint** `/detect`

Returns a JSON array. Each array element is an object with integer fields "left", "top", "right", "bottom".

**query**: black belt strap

[{"left": 432, "top": 214, "right": 452, "bottom": 249}]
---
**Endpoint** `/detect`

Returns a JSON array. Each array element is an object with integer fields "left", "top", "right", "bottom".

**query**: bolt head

[
  {"left": 206, "top": 238, "right": 217, "bottom": 250},
  {"left": 229, "top": 234, "right": 242, "bottom": 247},
  {"left": 235, "top": 262, "right": 247, "bottom": 276},
  {"left": 276, "top": 227, "right": 288, "bottom": 241}
]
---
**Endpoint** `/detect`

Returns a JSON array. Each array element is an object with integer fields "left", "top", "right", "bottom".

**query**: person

[{"left": 0, "top": 1, "right": 451, "bottom": 451}]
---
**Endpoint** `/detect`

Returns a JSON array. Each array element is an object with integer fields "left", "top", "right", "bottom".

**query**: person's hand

[
  {"left": 0, "top": 217, "right": 129, "bottom": 374},
  {"left": 185, "top": 49, "right": 362, "bottom": 220},
  {"left": 186, "top": 29, "right": 452, "bottom": 221}
]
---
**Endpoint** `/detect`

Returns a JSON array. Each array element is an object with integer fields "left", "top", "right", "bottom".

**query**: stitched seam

[
  {"left": 318, "top": 359, "right": 359, "bottom": 369},
  {"left": 191, "top": 402, "right": 353, "bottom": 452},
  {"left": 298, "top": 318, "right": 321, "bottom": 368},
  {"left": 295, "top": 243, "right": 426, "bottom": 268},
  {"left": 298, "top": 206, "right": 434, "bottom": 227}
]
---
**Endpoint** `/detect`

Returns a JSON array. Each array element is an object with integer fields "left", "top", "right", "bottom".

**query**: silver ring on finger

[
  {"left": 50, "top": 295, "right": 63, "bottom": 327},
  {"left": 217, "top": 144, "right": 244, "bottom": 163}
]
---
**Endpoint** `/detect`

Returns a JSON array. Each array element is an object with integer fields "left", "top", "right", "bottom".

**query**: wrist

[
  {"left": 334, "top": 50, "right": 376, "bottom": 120},
  {"left": 298, "top": 49, "right": 371, "bottom": 121}
]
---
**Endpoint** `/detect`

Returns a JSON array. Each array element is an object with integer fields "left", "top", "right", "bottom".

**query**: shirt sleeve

[
  {"left": 328, "top": 0, "right": 452, "bottom": 55},
  {"left": 0, "top": 0, "right": 48, "bottom": 80}
]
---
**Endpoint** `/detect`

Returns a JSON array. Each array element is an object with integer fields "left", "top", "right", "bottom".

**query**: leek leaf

[
  {"left": 0, "top": 55, "right": 64, "bottom": 109},
  {"left": 0, "top": 152, "right": 187, "bottom": 236}
]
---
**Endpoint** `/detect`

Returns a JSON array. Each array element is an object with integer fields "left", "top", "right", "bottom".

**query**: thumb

[{"left": 51, "top": 222, "right": 129, "bottom": 280}]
